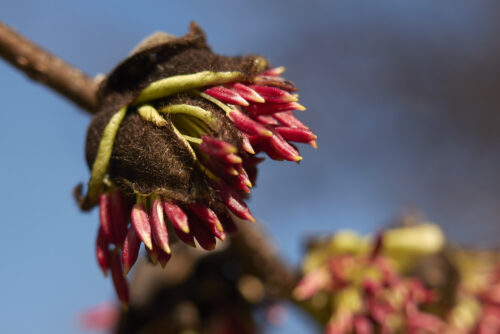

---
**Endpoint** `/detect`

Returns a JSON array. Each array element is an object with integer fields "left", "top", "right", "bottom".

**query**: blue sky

[{"left": 1, "top": 1, "right": 500, "bottom": 333}]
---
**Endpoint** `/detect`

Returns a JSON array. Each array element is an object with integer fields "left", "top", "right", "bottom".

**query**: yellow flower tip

[
  {"left": 144, "top": 240, "right": 153, "bottom": 251},
  {"left": 276, "top": 66, "right": 286, "bottom": 74},
  {"left": 296, "top": 103, "right": 307, "bottom": 111},
  {"left": 294, "top": 155, "right": 303, "bottom": 162},
  {"left": 163, "top": 245, "right": 172, "bottom": 255},
  {"left": 255, "top": 96, "right": 266, "bottom": 104},
  {"left": 248, "top": 215, "right": 256, "bottom": 223},
  {"left": 244, "top": 145, "right": 255, "bottom": 155},
  {"left": 181, "top": 225, "right": 190, "bottom": 234},
  {"left": 246, "top": 180, "right": 253, "bottom": 188},
  {"left": 263, "top": 130, "right": 274, "bottom": 137},
  {"left": 216, "top": 221, "right": 224, "bottom": 232},
  {"left": 310, "top": 141, "right": 318, "bottom": 149}
]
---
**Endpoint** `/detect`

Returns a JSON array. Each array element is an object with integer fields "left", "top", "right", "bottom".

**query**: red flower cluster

[
  {"left": 452, "top": 262, "right": 500, "bottom": 333},
  {"left": 93, "top": 67, "right": 316, "bottom": 306},
  {"left": 295, "top": 240, "right": 442, "bottom": 334},
  {"left": 203, "top": 66, "right": 317, "bottom": 163}
]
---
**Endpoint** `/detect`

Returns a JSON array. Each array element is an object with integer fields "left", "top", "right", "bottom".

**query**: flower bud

[{"left": 75, "top": 22, "right": 316, "bottom": 302}]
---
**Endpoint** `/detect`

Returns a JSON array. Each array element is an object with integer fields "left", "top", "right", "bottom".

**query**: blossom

[
  {"left": 443, "top": 250, "right": 500, "bottom": 334},
  {"left": 75, "top": 23, "right": 316, "bottom": 306},
  {"left": 294, "top": 225, "right": 445, "bottom": 334}
]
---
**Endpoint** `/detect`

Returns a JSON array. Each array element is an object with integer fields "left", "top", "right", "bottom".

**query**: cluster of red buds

[
  {"left": 475, "top": 269, "right": 500, "bottom": 333},
  {"left": 443, "top": 251, "right": 500, "bottom": 334},
  {"left": 76, "top": 23, "right": 316, "bottom": 306},
  {"left": 294, "top": 236, "right": 442, "bottom": 334},
  {"left": 201, "top": 66, "right": 316, "bottom": 161}
]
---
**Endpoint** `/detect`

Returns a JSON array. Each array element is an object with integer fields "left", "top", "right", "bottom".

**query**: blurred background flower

[
  {"left": 2, "top": 1, "right": 500, "bottom": 333},
  {"left": 294, "top": 224, "right": 445, "bottom": 333},
  {"left": 294, "top": 223, "right": 500, "bottom": 333}
]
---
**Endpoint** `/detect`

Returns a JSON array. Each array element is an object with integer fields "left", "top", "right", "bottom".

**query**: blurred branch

[
  {"left": 0, "top": 22, "right": 98, "bottom": 113},
  {"left": 230, "top": 223, "right": 329, "bottom": 327},
  {"left": 119, "top": 224, "right": 324, "bottom": 333},
  {"left": 229, "top": 222, "right": 298, "bottom": 299}
]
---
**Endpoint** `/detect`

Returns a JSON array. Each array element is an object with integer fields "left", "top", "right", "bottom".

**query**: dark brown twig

[{"left": 0, "top": 22, "right": 98, "bottom": 113}]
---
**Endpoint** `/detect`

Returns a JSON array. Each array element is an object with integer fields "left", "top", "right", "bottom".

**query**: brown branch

[
  {"left": 0, "top": 22, "right": 98, "bottom": 113},
  {"left": 119, "top": 223, "right": 323, "bottom": 333},
  {"left": 229, "top": 222, "right": 299, "bottom": 300},
  {"left": 230, "top": 222, "right": 330, "bottom": 326}
]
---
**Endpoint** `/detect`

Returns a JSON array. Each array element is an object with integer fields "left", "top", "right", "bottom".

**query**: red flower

[
  {"left": 295, "top": 234, "right": 442, "bottom": 334},
  {"left": 76, "top": 23, "right": 316, "bottom": 305}
]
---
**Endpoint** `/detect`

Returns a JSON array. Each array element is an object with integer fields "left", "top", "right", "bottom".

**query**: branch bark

[{"left": 0, "top": 22, "right": 98, "bottom": 113}]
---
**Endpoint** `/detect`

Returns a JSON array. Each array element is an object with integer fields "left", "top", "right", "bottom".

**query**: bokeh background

[{"left": 1, "top": 1, "right": 500, "bottom": 333}]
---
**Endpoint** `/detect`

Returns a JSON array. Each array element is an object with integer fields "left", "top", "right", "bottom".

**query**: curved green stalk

[
  {"left": 196, "top": 91, "right": 232, "bottom": 114},
  {"left": 86, "top": 106, "right": 128, "bottom": 202},
  {"left": 175, "top": 115, "right": 207, "bottom": 138},
  {"left": 182, "top": 134, "right": 202, "bottom": 145},
  {"left": 171, "top": 123, "right": 197, "bottom": 160},
  {"left": 133, "top": 71, "right": 245, "bottom": 105},
  {"left": 137, "top": 105, "right": 166, "bottom": 127},
  {"left": 197, "top": 162, "right": 218, "bottom": 181},
  {"left": 160, "top": 104, "right": 216, "bottom": 127}
]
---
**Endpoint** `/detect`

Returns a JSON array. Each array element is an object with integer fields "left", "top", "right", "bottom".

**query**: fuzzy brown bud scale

[{"left": 75, "top": 23, "right": 316, "bottom": 304}]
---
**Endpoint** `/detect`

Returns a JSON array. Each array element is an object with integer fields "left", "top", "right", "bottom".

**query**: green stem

[
  {"left": 196, "top": 91, "right": 232, "bottom": 114},
  {"left": 133, "top": 71, "right": 244, "bottom": 105},
  {"left": 86, "top": 106, "right": 128, "bottom": 202},
  {"left": 171, "top": 123, "right": 197, "bottom": 160},
  {"left": 160, "top": 104, "right": 216, "bottom": 128},
  {"left": 182, "top": 134, "right": 202, "bottom": 145},
  {"left": 137, "top": 105, "right": 167, "bottom": 127}
]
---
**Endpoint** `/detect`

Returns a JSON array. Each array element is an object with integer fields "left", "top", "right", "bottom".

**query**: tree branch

[
  {"left": 0, "top": 22, "right": 98, "bottom": 113},
  {"left": 229, "top": 222, "right": 299, "bottom": 300},
  {"left": 230, "top": 222, "right": 329, "bottom": 326}
]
